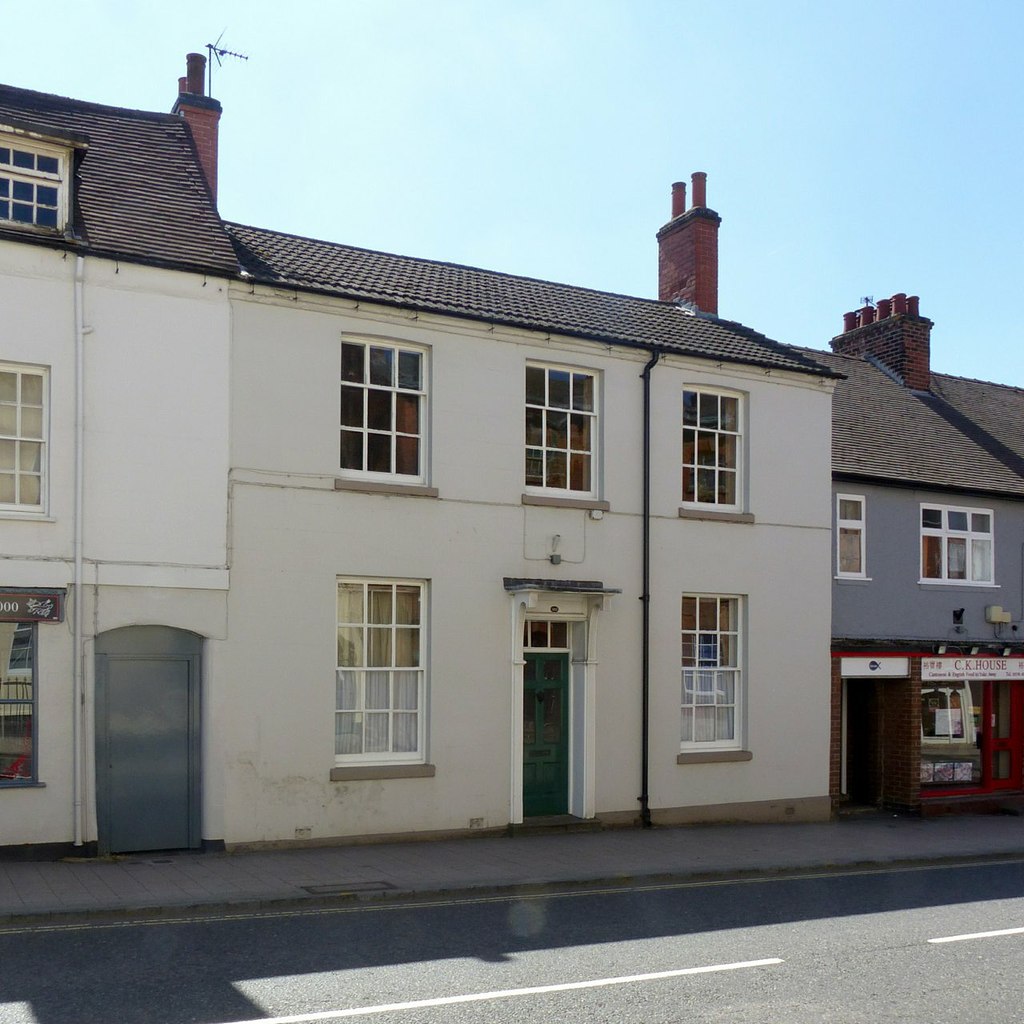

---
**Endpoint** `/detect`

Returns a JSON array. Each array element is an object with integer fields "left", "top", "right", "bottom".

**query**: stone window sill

[
  {"left": 676, "top": 750, "right": 753, "bottom": 765},
  {"left": 522, "top": 494, "right": 611, "bottom": 512},
  {"left": 677, "top": 508, "right": 754, "bottom": 524},
  {"left": 335, "top": 479, "right": 439, "bottom": 498},
  {"left": 330, "top": 764, "right": 436, "bottom": 782}
]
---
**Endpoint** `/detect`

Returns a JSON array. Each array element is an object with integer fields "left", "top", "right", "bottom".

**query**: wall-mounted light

[
  {"left": 970, "top": 646, "right": 980, "bottom": 655},
  {"left": 953, "top": 609, "right": 965, "bottom": 624},
  {"left": 1004, "top": 647, "right": 1012, "bottom": 657},
  {"left": 936, "top": 645, "right": 947, "bottom": 655}
]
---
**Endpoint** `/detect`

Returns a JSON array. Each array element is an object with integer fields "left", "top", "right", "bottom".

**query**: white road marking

[
  {"left": 929, "top": 925, "right": 1024, "bottom": 944},
  {"left": 221, "top": 959, "right": 785, "bottom": 1023}
]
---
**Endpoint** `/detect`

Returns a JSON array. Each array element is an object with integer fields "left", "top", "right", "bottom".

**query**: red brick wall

[
  {"left": 830, "top": 313, "right": 932, "bottom": 391},
  {"left": 657, "top": 207, "right": 721, "bottom": 314},
  {"left": 178, "top": 103, "right": 221, "bottom": 203}
]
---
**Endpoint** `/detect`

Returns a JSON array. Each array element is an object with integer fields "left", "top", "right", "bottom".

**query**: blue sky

[{"left": 7, "top": 1, "right": 1023, "bottom": 383}]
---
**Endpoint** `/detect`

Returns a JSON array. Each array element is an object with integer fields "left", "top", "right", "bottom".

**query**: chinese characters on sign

[{"left": 0, "top": 591, "right": 64, "bottom": 623}]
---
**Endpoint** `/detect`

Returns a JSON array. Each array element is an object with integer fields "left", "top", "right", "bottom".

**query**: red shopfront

[{"left": 920, "top": 656, "right": 1024, "bottom": 800}]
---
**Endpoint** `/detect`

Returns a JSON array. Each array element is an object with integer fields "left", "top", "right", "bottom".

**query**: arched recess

[{"left": 94, "top": 626, "right": 202, "bottom": 854}]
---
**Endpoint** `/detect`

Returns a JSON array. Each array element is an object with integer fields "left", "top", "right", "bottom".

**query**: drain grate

[{"left": 301, "top": 881, "right": 396, "bottom": 894}]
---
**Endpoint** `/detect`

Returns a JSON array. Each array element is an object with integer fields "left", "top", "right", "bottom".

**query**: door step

[{"left": 507, "top": 815, "right": 604, "bottom": 837}]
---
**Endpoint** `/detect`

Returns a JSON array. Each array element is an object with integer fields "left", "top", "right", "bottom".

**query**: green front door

[{"left": 523, "top": 652, "right": 569, "bottom": 816}]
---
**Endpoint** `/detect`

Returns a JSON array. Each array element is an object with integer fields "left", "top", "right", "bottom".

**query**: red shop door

[{"left": 985, "top": 682, "right": 1024, "bottom": 791}]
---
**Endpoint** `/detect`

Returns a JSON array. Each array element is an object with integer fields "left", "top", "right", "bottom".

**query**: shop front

[
  {"left": 920, "top": 656, "right": 1024, "bottom": 800},
  {"left": 835, "top": 652, "right": 1024, "bottom": 814}
]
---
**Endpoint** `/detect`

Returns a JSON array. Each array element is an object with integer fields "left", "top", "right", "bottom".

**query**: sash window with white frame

[
  {"left": 682, "top": 388, "right": 742, "bottom": 509},
  {"left": 837, "top": 494, "right": 866, "bottom": 577},
  {"left": 0, "top": 364, "right": 46, "bottom": 512},
  {"left": 681, "top": 594, "right": 741, "bottom": 748},
  {"left": 336, "top": 579, "right": 425, "bottom": 764},
  {"left": 920, "top": 504, "right": 993, "bottom": 584},
  {"left": 525, "top": 363, "right": 597, "bottom": 495},
  {"left": 340, "top": 341, "right": 426, "bottom": 482},
  {"left": 0, "top": 139, "right": 68, "bottom": 230}
]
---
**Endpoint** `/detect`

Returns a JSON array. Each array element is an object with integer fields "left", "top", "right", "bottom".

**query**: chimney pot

[
  {"left": 691, "top": 171, "right": 707, "bottom": 209},
  {"left": 178, "top": 75, "right": 188, "bottom": 96},
  {"left": 657, "top": 173, "right": 720, "bottom": 314},
  {"left": 185, "top": 52, "right": 206, "bottom": 96},
  {"left": 859, "top": 306, "right": 876, "bottom": 328},
  {"left": 843, "top": 311, "right": 858, "bottom": 333},
  {"left": 891, "top": 293, "right": 907, "bottom": 315},
  {"left": 875, "top": 298, "right": 891, "bottom": 320},
  {"left": 671, "top": 181, "right": 687, "bottom": 218},
  {"left": 907, "top": 295, "right": 920, "bottom": 317}
]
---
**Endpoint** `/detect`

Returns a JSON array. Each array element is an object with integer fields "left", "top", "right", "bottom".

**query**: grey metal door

[{"left": 95, "top": 627, "right": 201, "bottom": 854}]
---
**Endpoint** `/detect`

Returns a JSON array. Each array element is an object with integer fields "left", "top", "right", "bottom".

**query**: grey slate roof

[
  {"left": 226, "top": 222, "right": 836, "bottom": 377},
  {"left": 0, "top": 83, "right": 238, "bottom": 277},
  {"left": 802, "top": 347, "right": 1024, "bottom": 498}
]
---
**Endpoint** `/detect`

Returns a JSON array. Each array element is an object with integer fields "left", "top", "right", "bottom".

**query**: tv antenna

[
  {"left": 206, "top": 30, "right": 249, "bottom": 94},
  {"left": 859, "top": 295, "right": 875, "bottom": 308}
]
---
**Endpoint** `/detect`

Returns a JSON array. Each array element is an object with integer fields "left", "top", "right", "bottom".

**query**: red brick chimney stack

[
  {"left": 831, "top": 292, "right": 933, "bottom": 391},
  {"left": 657, "top": 171, "right": 721, "bottom": 315},
  {"left": 172, "top": 52, "right": 222, "bottom": 203}
]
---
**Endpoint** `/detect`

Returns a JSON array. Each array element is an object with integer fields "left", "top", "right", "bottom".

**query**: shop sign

[
  {"left": 921, "top": 657, "right": 1024, "bottom": 681},
  {"left": 841, "top": 657, "right": 909, "bottom": 678},
  {"left": 0, "top": 590, "right": 64, "bottom": 623}
]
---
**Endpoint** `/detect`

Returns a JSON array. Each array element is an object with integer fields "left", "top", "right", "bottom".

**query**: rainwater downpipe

[
  {"left": 72, "top": 256, "right": 87, "bottom": 847},
  {"left": 639, "top": 348, "right": 660, "bottom": 828}
]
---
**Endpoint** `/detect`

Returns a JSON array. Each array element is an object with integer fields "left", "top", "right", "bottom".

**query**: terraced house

[
  {"left": 0, "top": 56, "right": 836, "bottom": 857},
  {"left": 809, "top": 299, "right": 1024, "bottom": 815}
]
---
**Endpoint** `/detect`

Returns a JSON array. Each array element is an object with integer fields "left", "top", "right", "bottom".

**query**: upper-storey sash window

[
  {"left": 920, "top": 504, "right": 993, "bottom": 584},
  {"left": 0, "top": 365, "right": 46, "bottom": 512},
  {"left": 340, "top": 341, "right": 426, "bottom": 482},
  {"left": 682, "top": 389, "right": 742, "bottom": 509},
  {"left": 0, "top": 141, "right": 66, "bottom": 231},
  {"left": 525, "top": 364, "right": 597, "bottom": 495}
]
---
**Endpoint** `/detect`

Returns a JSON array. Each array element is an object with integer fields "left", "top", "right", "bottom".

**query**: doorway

[
  {"left": 95, "top": 626, "right": 202, "bottom": 854},
  {"left": 522, "top": 651, "right": 570, "bottom": 817}
]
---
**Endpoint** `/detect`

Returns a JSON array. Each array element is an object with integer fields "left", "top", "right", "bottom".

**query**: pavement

[{"left": 3, "top": 813, "right": 1024, "bottom": 926}]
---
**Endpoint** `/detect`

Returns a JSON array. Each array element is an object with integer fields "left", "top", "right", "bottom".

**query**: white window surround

[
  {"left": 0, "top": 363, "right": 47, "bottom": 515},
  {"left": 920, "top": 503, "right": 994, "bottom": 586},
  {"left": 680, "top": 593, "right": 743, "bottom": 751},
  {"left": 681, "top": 387, "right": 744, "bottom": 512},
  {"left": 335, "top": 577, "right": 426, "bottom": 765},
  {"left": 339, "top": 339, "right": 428, "bottom": 485},
  {"left": 0, "top": 136, "right": 69, "bottom": 232},
  {"left": 524, "top": 362, "right": 599, "bottom": 499},
  {"left": 836, "top": 493, "right": 867, "bottom": 578}
]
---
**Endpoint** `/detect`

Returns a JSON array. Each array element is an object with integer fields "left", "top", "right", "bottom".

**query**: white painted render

[
  {"left": 0, "top": 241, "right": 230, "bottom": 848},
  {"left": 217, "top": 287, "right": 834, "bottom": 845}
]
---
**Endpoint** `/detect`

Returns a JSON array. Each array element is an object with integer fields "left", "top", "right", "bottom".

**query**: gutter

[{"left": 639, "top": 349, "right": 660, "bottom": 828}]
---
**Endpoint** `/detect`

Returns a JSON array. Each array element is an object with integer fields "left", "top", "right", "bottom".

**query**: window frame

[
  {"left": 680, "top": 593, "right": 743, "bottom": 751},
  {"left": 335, "top": 577, "right": 427, "bottom": 766},
  {"left": 0, "top": 621, "right": 36, "bottom": 786},
  {"left": 524, "top": 362, "right": 599, "bottom": 499},
  {"left": 919, "top": 503, "right": 994, "bottom": 585},
  {"left": 681, "top": 387, "right": 744, "bottom": 512},
  {"left": 836, "top": 493, "right": 867, "bottom": 578},
  {"left": 0, "top": 362, "right": 48, "bottom": 515},
  {"left": 0, "top": 136, "right": 69, "bottom": 232},
  {"left": 339, "top": 339, "right": 429, "bottom": 485}
]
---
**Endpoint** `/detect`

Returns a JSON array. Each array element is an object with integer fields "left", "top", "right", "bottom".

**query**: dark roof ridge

[
  {"left": 0, "top": 81, "right": 181, "bottom": 125},
  {"left": 932, "top": 369, "right": 1024, "bottom": 394},
  {"left": 226, "top": 219, "right": 699, "bottom": 311}
]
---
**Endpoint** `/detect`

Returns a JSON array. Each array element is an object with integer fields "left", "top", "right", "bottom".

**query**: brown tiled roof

[
  {"left": 226, "top": 222, "right": 837, "bottom": 377},
  {"left": 803, "top": 348, "right": 1024, "bottom": 498},
  {"left": 0, "top": 83, "right": 238, "bottom": 276}
]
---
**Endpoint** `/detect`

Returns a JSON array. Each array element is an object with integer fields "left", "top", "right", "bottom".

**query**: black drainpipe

[{"left": 639, "top": 348, "right": 660, "bottom": 828}]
